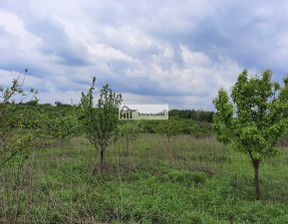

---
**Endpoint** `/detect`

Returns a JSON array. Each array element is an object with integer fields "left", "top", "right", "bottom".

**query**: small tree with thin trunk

[
  {"left": 0, "top": 71, "right": 38, "bottom": 167},
  {"left": 119, "top": 120, "right": 141, "bottom": 155},
  {"left": 213, "top": 69, "right": 288, "bottom": 200},
  {"left": 47, "top": 112, "right": 79, "bottom": 149},
  {"left": 155, "top": 117, "right": 181, "bottom": 149},
  {"left": 79, "top": 77, "right": 122, "bottom": 170}
]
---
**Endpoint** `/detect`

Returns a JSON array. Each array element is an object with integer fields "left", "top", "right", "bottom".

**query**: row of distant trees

[
  {"left": 169, "top": 109, "right": 214, "bottom": 122},
  {"left": 21, "top": 102, "right": 215, "bottom": 123},
  {"left": 25, "top": 102, "right": 215, "bottom": 123}
]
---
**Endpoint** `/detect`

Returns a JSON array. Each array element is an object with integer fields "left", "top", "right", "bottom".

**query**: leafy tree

[
  {"left": 47, "top": 112, "right": 79, "bottom": 149},
  {"left": 179, "top": 119, "right": 200, "bottom": 137},
  {"left": 138, "top": 120, "right": 157, "bottom": 134},
  {"left": 118, "top": 120, "right": 141, "bottom": 155},
  {"left": 79, "top": 77, "right": 122, "bottom": 170},
  {"left": 0, "top": 72, "right": 38, "bottom": 166},
  {"left": 213, "top": 69, "right": 288, "bottom": 200},
  {"left": 155, "top": 117, "right": 181, "bottom": 148}
]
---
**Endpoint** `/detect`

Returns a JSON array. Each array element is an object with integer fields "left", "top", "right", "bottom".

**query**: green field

[{"left": 1, "top": 134, "right": 288, "bottom": 223}]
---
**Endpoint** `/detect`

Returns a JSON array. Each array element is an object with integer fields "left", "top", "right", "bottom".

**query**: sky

[{"left": 1, "top": 0, "right": 288, "bottom": 110}]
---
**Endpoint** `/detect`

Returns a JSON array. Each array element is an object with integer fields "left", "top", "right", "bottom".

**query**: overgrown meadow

[
  {"left": 1, "top": 74, "right": 288, "bottom": 224},
  {"left": 1, "top": 133, "right": 288, "bottom": 223}
]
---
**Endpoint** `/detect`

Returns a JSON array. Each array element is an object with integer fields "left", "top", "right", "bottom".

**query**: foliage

[
  {"left": 0, "top": 73, "right": 38, "bottom": 166},
  {"left": 154, "top": 117, "right": 181, "bottom": 146},
  {"left": 139, "top": 118, "right": 212, "bottom": 138},
  {"left": 3, "top": 70, "right": 288, "bottom": 222},
  {"left": 169, "top": 109, "right": 214, "bottom": 122},
  {"left": 2, "top": 135, "right": 288, "bottom": 223},
  {"left": 46, "top": 112, "right": 79, "bottom": 148},
  {"left": 79, "top": 76, "right": 122, "bottom": 168},
  {"left": 213, "top": 69, "right": 288, "bottom": 199},
  {"left": 118, "top": 120, "right": 142, "bottom": 154},
  {"left": 138, "top": 120, "right": 157, "bottom": 133}
]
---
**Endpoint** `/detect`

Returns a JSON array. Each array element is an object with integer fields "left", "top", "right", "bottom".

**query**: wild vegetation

[
  {"left": 79, "top": 76, "right": 122, "bottom": 170},
  {"left": 1, "top": 71, "right": 288, "bottom": 223},
  {"left": 1, "top": 135, "right": 288, "bottom": 223},
  {"left": 213, "top": 69, "right": 288, "bottom": 200}
]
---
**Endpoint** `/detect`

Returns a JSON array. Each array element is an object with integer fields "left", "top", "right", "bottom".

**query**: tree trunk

[
  {"left": 253, "top": 159, "right": 260, "bottom": 200},
  {"left": 100, "top": 148, "right": 105, "bottom": 171}
]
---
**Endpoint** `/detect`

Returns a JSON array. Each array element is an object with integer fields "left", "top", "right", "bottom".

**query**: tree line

[{"left": 169, "top": 109, "right": 214, "bottom": 123}]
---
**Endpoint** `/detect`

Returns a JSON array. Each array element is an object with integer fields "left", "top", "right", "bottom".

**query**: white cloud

[
  {"left": 89, "top": 43, "right": 135, "bottom": 62},
  {"left": 0, "top": 0, "right": 287, "bottom": 109},
  {"left": 0, "top": 69, "right": 20, "bottom": 86},
  {"left": 121, "top": 92, "right": 164, "bottom": 104},
  {"left": 124, "top": 44, "right": 243, "bottom": 96},
  {"left": 181, "top": 46, "right": 211, "bottom": 67}
]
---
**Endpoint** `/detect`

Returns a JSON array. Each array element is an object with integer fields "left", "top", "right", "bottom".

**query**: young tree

[
  {"left": 79, "top": 77, "right": 122, "bottom": 170},
  {"left": 46, "top": 112, "right": 79, "bottom": 149},
  {"left": 213, "top": 69, "right": 288, "bottom": 200},
  {"left": 155, "top": 117, "right": 181, "bottom": 148},
  {"left": 118, "top": 120, "right": 141, "bottom": 155},
  {"left": 0, "top": 72, "right": 38, "bottom": 166}
]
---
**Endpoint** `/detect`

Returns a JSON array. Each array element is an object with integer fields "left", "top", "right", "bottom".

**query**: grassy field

[{"left": 1, "top": 134, "right": 288, "bottom": 223}]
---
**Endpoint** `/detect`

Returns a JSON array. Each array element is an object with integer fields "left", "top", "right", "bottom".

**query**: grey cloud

[
  {"left": 1, "top": 0, "right": 288, "bottom": 109},
  {"left": 23, "top": 17, "right": 90, "bottom": 66}
]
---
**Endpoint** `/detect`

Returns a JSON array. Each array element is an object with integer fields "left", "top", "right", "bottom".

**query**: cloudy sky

[{"left": 1, "top": 0, "right": 288, "bottom": 110}]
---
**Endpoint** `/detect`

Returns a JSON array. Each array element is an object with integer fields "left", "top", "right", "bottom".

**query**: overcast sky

[{"left": 1, "top": 0, "right": 288, "bottom": 110}]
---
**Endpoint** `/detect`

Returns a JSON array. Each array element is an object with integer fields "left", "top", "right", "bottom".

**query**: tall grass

[{"left": 1, "top": 134, "right": 288, "bottom": 223}]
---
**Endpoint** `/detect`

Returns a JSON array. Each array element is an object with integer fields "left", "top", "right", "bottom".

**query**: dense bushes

[
  {"left": 138, "top": 118, "right": 213, "bottom": 137},
  {"left": 169, "top": 109, "right": 214, "bottom": 123}
]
